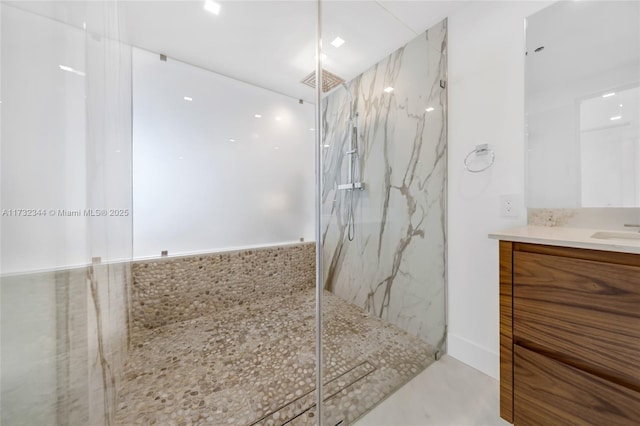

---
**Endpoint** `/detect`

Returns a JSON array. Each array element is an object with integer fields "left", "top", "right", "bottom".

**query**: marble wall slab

[
  {"left": 54, "top": 268, "right": 90, "bottom": 426},
  {"left": 528, "top": 207, "right": 640, "bottom": 229},
  {"left": 0, "top": 262, "right": 131, "bottom": 426},
  {"left": 130, "top": 243, "right": 315, "bottom": 339},
  {"left": 1, "top": 271, "right": 60, "bottom": 425},
  {"left": 321, "top": 20, "right": 448, "bottom": 350},
  {"left": 86, "top": 263, "right": 132, "bottom": 426}
]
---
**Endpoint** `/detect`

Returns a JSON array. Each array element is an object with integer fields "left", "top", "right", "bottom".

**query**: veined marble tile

[
  {"left": 322, "top": 20, "right": 448, "bottom": 350},
  {"left": 528, "top": 207, "right": 640, "bottom": 229},
  {"left": 87, "top": 262, "right": 133, "bottom": 426},
  {"left": 55, "top": 268, "right": 90, "bottom": 426},
  {"left": 1, "top": 263, "right": 131, "bottom": 426},
  {"left": 1, "top": 271, "right": 61, "bottom": 425}
]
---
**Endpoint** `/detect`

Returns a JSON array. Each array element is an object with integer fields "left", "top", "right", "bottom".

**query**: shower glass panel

[
  {"left": 2, "top": 1, "right": 318, "bottom": 425},
  {"left": 320, "top": 2, "right": 448, "bottom": 424},
  {"left": 1, "top": 2, "right": 133, "bottom": 425},
  {"left": 131, "top": 47, "right": 315, "bottom": 257},
  {"left": 125, "top": 45, "right": 316, "bottom": 425}
]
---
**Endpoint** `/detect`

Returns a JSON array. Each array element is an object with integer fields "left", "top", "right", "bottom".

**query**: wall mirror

[{"left": 525, "top": 1, "right": 640, "bottom": 208}]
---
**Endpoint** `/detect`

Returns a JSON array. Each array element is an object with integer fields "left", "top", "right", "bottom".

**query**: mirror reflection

[
  {"left": 579, "top": 84, "right": 639, "bottom": 207},
  {"left": 526, "top": 0, "right": 640, "bottom": 208}
]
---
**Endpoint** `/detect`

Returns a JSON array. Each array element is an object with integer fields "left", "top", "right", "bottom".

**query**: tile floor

[
  {"left": 116, "top": 288, "right": 436, "bottom": 425},
  {"left": 354, "top": 355, "right": 510, "bottom": 426}
]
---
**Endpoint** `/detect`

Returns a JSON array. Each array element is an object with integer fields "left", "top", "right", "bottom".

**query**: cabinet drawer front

[
  {"left": 514, "top": 251, "right": 640, "bottom": 389},
  {"left": 514, "top": 345, "right": 640, "bottom": 426}
]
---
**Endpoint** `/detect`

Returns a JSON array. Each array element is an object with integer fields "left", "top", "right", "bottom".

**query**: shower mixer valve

[{"left": 338, "top": 182, "right": 365, "bottom": 191}]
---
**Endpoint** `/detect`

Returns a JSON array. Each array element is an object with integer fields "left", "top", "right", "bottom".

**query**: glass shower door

[
  {"left": 2, "top": 1, "right": 319, "bottom": 425},
  {"left": 319, "top": 2, "right": 448, "bottom": 424},
  {"left": 1, "top": 3, "right": 133, "bottom": 425}
]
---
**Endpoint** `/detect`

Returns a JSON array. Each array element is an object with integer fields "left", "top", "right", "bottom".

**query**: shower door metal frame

[{"left": 314, "top": 0, "right": 324, "bottom": 425}]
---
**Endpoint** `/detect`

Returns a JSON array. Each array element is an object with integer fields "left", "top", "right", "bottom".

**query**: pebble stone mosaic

[{"left": 116, "top": 288, "right": 435, "bottom": 425}]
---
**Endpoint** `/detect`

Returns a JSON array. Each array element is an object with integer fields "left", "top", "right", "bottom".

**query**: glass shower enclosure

[
  {"left": 318, "top": 2, "right": 448, "bottom": 424},
  {"left": 1, "top": 1, "right": 446, "bottom": 425}
]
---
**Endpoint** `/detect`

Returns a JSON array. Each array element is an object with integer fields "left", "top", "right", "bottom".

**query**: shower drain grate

[{"left": 248, "top": 361, "right": 376, "bottom": 426}]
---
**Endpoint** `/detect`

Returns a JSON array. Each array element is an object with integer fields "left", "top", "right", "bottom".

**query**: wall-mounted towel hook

[{"left": 464, "top": 144, "right": 495, "bottom": 173}]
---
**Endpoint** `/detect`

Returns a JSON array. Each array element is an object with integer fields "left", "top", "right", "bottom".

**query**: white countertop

[{"left": 489, "top": 225, "right": 640, "bottom": 255}]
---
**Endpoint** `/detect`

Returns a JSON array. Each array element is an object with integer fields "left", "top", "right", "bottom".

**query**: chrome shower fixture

[{"left": 337, "top": 84, "right": 364, "bottom": 241}]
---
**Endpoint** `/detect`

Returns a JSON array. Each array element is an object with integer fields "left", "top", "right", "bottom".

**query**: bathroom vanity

[{"left": 490, "top": 226, "right": 640, "bottom": 425}]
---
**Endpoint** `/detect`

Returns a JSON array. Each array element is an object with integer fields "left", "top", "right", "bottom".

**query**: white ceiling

[
  {"left": 526, "top": 0, "right": 640, "bottom": 95},
  {"left": 7, "top": 1, "right": 465, "bottom": 102}
]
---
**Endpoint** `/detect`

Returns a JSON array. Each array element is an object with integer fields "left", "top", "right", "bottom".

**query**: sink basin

[{"left": 590, "top": 231, "right": 640, "bottom": 241}]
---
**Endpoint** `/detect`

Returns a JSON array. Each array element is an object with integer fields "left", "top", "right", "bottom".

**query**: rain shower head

[{"left": 301, "top": 69, "right": 345, "bottom": 93}]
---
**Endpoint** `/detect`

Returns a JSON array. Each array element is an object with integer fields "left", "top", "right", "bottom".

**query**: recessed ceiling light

[
  {"left": 602, "top": 92, "right": 615, "bottom": 98},
  {"left": 323, "top": 144, "right": 330, "bottom": 148},
  {"left": 610, "top": 116, "right": 622, "bottom": 121},
  {"left": 331, "top": 37, "right": 345, "bottom": 48},
  {"left": 184, "top": 96, "right": 193, "bottom": 101},
  {"left": 82, "top": 22, "right": 86, "bottom": 30},
  {"left": 229, "top": 139, "right": 236, "bottom": 142},
  {"left": 254, "top": 114, "right": 262, "bottom": 118},
  {"left": 204, "top": 0, "right": 221, "bottom": 15},
  {"left": 178, "top": 156, "right": 185, "bottom": 160},
  {"left": 309, "top": 128, "right": 315, "bottom": 131},
  {"left": 384, "top": 87, "right": 394, "bottom": 93},
  {"left": 275, "top": 116, "right": 282, "bottom": 121},
  {"left": 59, "top": 64, "right": 85, "bottom": 77},
  {"left": 425, "top": 107, "right": 435, "bottom": 112}
]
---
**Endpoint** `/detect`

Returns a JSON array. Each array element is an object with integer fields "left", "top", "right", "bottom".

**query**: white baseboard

[{"left": 446, "top": 333, "right": 499, "bottom": 380}]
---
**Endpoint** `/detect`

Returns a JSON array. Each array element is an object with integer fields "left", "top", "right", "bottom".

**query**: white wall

[
  {"left": 1, "top": 5, "right": 88, "bottom": 274},
  {"left": 85, "top": 33, "right": 133, "bottom": 266},
  {"left": 1, "top": 4, "right": 133, "bottom": 274},
  {"left": 447, "top": 1, "right": 552, "bottom": 379},
  {"left": 132, "top": 48, "right": 315, "bottom": 259}
]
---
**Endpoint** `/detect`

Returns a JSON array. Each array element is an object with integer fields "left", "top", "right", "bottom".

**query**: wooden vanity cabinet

[{"left": 499, "top": 241, "right": 640, "bottom": 425}]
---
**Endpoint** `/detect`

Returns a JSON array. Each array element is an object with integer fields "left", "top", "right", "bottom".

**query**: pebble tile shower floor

[{"left": 116, "top": 288, "right": 435, "bottom": 425}]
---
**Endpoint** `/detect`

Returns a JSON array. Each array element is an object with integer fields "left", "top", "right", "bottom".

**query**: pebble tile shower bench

[{"left": 116, "top": 242, "right": 435, "bottom": 425}]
